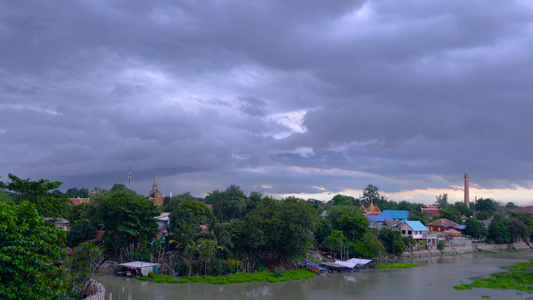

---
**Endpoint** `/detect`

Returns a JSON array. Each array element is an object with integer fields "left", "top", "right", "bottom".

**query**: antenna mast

[{"left": 128, "top": 164, "right": 132, "bottom": 189}]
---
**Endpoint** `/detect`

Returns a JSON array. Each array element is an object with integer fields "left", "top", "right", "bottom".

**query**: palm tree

[{"left": 169, "top": 221, "right": 201, "bottom": 276}]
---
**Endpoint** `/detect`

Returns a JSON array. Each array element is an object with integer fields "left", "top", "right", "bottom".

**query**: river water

[{"left": 99, "top": 251, "right": 533, "bottom": 300}]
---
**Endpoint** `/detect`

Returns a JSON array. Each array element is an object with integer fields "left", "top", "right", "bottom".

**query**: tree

[
  {"left": 0, "top": 201, "right": 68, "bottom": 299},
  {"left": 314, "top": 218, "right": 332, "bottom": 245},
  {"left": 0, "top": 173, "right": 70, "bottom": 217},
  {"left": 93, "top": 184, "right": 158, "bottom": 254},
  {"left": 67, "top": 219, "right": 97, "bottom": 248},
  {"left": 178, "top": 200, "right": 214, "bottom": 225},
  {"left": 231, "top": 196, "right": 319, "bottom": 262},
  {"left": 475, "top": 198, "right": 499, "bottom": 215},
  {"left": 206, "top": 185, "right": 247, "bottom": 221},
  {"left": 331, "top": 194, "right": 355, "bottom": 206},
  {"left": 67, "top": 242, "right": 103, "bottom": 298},
  {"left": 464, "top": 218, "right": 487, "bottom": 239},
  {"left": 439, "top": 206, "right": 462, "bottom": 224},
  {"left": 324, "top": 230, "right": 347, "bottom": 260},
  {"left": 378, "top": 227, "right": 407, "bottom": 256},
  {"left": 327, "top": 205, "right": 369, "bottom": 241},
  {"left": 436, "top": 193, "right": 449, "bottom": 209},
  {"left": 198, "top": 239, "right": 217, "bottom": 275},
  {"left": 65, "top": 187, "right": 90, "bottom": 198},
  {"left": 361, "top": 184, "right": 380, "bottom": 204},
  {"left": 488, "top": 222, "right": 510, "bottom": 244},
  {"left": 453, "top": 202, "right": 473, "bottom": 217}
]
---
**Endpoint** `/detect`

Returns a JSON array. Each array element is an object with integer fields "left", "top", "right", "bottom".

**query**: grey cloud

[{"left": 1, "top": 0, "right": 533, "bottom": 202}]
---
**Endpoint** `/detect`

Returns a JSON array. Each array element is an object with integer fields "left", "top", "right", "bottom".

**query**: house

[
  {"left": 421, "top": 206, "right": 441, "bottom": 218},
  {"left": 379, "top": 210, "right": 409, "bottom": 221},
  {"left": 383, "top": 219, "right": 402, "bottom": 229},
  {"left": 44, "top": 217, "right": 70, "bottom": 231},
  {"left": 365, "top": 215, "right": 392, "bottom": 229},
  {"left": 70, "top": 197, "right": 90, "bottom": 205},
  {"left": 399, "top": 221, "right": 437, "bottom": 245},
  {"left": 428, "top": 218, "right": 460, "bottom": 232},
  {"left": 154, "top": 212, "right": 170, "bottom": 239}
]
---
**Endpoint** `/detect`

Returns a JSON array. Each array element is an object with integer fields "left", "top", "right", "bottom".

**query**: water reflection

[{"left": 100, "top": 251, "right": 533, "bottom": 300}]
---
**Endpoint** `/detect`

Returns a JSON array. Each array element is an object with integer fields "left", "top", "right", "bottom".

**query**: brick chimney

[{"left": 464, "top": 173, "right": 470, "bottom": 208}]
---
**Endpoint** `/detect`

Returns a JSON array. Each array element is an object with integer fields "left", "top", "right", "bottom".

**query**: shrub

[{"left": 437, "top": 240, "right": 446, "bottom": 251}]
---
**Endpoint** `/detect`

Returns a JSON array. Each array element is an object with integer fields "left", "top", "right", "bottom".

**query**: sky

[{"left": 1, "top": 1, "right": 533, "bottom": 205}]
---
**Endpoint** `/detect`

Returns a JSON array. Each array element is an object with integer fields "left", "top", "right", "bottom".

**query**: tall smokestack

[{"left": 464, "top": 173, "right": 470, "bottom": 208}]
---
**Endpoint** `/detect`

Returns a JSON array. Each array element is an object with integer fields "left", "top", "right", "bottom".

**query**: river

[{"left": 99, "top": 251, "right": 533, "bottom": 300}]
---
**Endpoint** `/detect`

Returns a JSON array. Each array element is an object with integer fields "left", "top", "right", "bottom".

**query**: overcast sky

[{"left": 2, "top": 1, "right": 533, "bottom": 204}]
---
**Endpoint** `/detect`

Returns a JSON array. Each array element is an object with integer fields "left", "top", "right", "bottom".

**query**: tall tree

[
  {"left": 464, "top": 218, "right": 487, "bottom": 239},
  {"left": 67, "top": 242, "right": 103, "bottom": 298},
  {"left": 436, "top": 193, "right": 449, "bottom": 209},
  {"left": 93, "top": 184, "right": 158, "bottom": 253},
  {"left": 0, "top": 201, "right": 68, "bottom": 299},
  {"left": 0, "top": 173, "right": 70, "bottom": 217},
  {"left": 327, "top": 205, "right": 369, "bottom": 241}
]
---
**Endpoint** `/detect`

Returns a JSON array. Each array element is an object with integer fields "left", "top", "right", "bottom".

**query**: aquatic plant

[
  {"left": 136, "top": 269, "right": 316, "bottom": 285},
  {"left": 374, "top": 263, "right": 418, "bottom": 269},
  {"left": 453, "top": 261, "right": 533, "bottom": 292}
]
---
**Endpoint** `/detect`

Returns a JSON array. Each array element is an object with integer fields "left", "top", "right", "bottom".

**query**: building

[
  {"left": 148, "top": 176, "right": 165, "bottom": 206},
  {"left": 421, "top": 206, "right": 441, "bottom": 218},
  {"left": 399, "top": 220, "right": 437, "bottom": 245},
  {"left": 428, "top": 218, "right": 460, "bottom": 232},
  {"left": 70, "top": 197, "right": 90, "bottom": 205},
  {"left": 360, "top": 200, "right": 382, "bottom": 216},
  {"left": 44, "top": 217, "right": 70, "bottom": 231},
  {"left": 154, "top": 212, "right": 170, "bottom": 240},
  {"left": 379, "top": 210, "right": 409, "bottom": 221}
]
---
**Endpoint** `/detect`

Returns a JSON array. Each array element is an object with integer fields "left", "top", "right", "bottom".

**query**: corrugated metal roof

[
  {"left": 403, "top": 220, "right": 428, "bottom": 231},
  {"left": 379, "top": 210, "right": 409, "bottom": 220}
]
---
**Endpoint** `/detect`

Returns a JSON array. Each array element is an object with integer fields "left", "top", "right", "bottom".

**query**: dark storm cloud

[{"left": 1, "top": 0, "right": 533, "bottom": 203}]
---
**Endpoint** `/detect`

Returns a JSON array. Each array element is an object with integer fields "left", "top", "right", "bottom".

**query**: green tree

[
  {"left": 67, "top": 219, "right": 97, "bottom": 248},
  {"left": 331, "top": 194, "right": 355, "bottom": 206},
  {"left": 161, "top": 192, "right": 196, "bottom": 213},
  {"left": 231, "top": 196, "right": 319, "bottom": 262},
  {"left": 475, "top": 198, "right": 499, "bottom": 215},
  {"left": 67, "top": 242, "right": 103, "bottom": 298},
  {"left": 476, "top": 211, "right": 491, "bottom": 220},
  {"left": 488, "top": 221, "right": 510, "bottom": 244},
  {"left": 324, "top": 230, "right": 347, "bottom": 260},
  {"left": 464, "top": 218, "right": 487, "bottom": 239},
  {"left": 314, "top": 218, "right": 333, "bottom": 245},
  {"left": 0, "top": 201, "right": 68, "bottom": 299},
  {"left": 439, "top": 206, "right": 462, "bottom": 224},
  {"left": 453, "top": 202, "right": 473, "bottom": 217},
  {"left": 65, "top": 187, "right": 90, "bottom": 198},
  {"left": 93, "top": 184, "right": 158, "bottom": 254},
  {"left": 206, "top": 185, "right": 247, "bottom": 221},
  {"left": 178, "top": 200, "right": 214, "bottom": 225},
  {"left": 436, "top": 193, "right": 449, "bottom": 209},
  {"left": 0, "top": 173, "right": 70, "bottom": 217},
  {"left": 198, "top": 239, "right": 217, "bottom": 275},
  {"left": 327, "top": 205, "right": 369, "bottom": 241},
  {"left": 378, "top": 227, "right": 406, "bottom": 256}
]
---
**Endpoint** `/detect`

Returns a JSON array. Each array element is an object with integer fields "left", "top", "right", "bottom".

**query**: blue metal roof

[
  {"left": 404, "top": 220, "right": 428, "bottom": 231},
  {"left": 366, "top": 215, "right": 392, "bottom": 223},
  {"left": 379, "top": 210, "right": 409, "bottom": 220}
]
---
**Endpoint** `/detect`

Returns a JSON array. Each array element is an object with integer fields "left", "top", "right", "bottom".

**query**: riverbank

[
  {"left": 403, "top": 242, "right": 533, "bottom": 259},
  {"left": 136, "top": 269, "right": 317, "bottom": 285},
  {"left": 98, "top": 251, "right": 533, "bottom": 300}
]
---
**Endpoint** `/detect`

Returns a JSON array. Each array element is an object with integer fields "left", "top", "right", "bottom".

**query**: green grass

[
  {"left": 375, "top": 263, "right": 418, "bottom": 269},
  {"left": 454, "top": 261, "right": 533, "bottom": 292},
  {"left": 136, "top": 269, "right": 317, "bottom": 285}
]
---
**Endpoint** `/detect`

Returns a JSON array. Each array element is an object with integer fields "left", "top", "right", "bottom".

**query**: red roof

[
  {"left": 422, "top": 207, "right": 441, "bottom": 217},
  {"left": 429, "top": 218, "right": 460, "bottom": 227}
]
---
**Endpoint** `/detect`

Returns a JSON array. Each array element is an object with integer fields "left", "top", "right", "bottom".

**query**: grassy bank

[
  {"left": 375, "top": 263, "right": 418, "bottom": 269},
  {"left": 454, "top": 261, "right": 533, "bottom": 292},
  {"left": 136, "top": 269, "right": 317, "bottom": 285}
]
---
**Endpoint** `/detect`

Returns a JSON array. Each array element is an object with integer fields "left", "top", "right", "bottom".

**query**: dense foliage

[{"left": 0, "top": 201, "right": 68, "bottom": 299}]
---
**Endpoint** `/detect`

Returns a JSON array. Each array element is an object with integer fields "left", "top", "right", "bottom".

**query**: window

[{"left": 408, "top": 230, "right": 412, "bottom": 235}]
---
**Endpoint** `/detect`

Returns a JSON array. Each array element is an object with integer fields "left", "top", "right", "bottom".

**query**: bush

[{"left": 437, "top": 240, "right": 446, "bottom": 251}]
